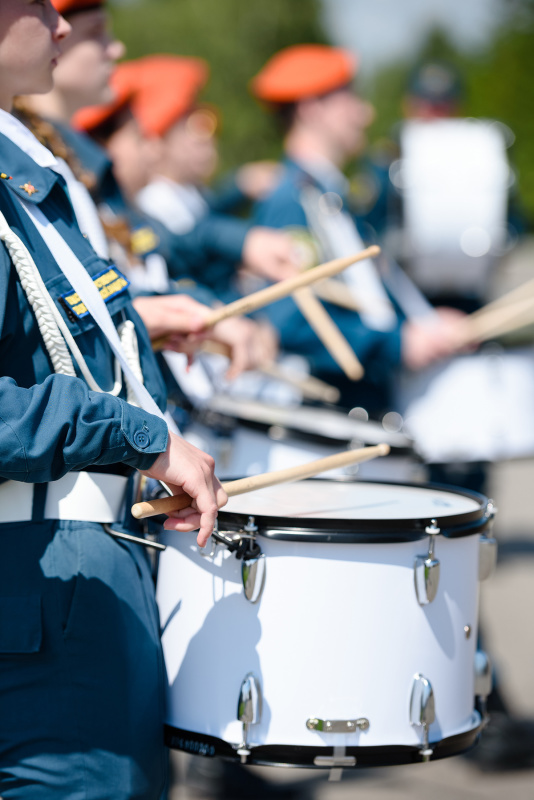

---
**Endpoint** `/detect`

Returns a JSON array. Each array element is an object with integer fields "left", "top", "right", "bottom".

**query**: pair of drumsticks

[
  {"left": 138, "top": 245, "right": 389, "bottom": 520},
  {"left": 153, "top": 246, "right": 379, "bottom": 382}
]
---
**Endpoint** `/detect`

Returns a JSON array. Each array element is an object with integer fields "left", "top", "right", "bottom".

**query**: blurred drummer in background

[
  {"left": 74, "top": 54, "right": 284, "bottom": 302},
  {"left": 248, "top": 45, "right": 462, "bottom": 417},
  {"left": 27, "top": 0, "right": 302, "bottom": 297}
]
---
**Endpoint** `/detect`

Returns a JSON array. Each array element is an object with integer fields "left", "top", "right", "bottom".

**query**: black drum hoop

[
  {"left": 216, "top": 478, "right": 490, "bottom": 544},
  {"left": 164, "top": 717, "right": 483, "bottom": 767}
]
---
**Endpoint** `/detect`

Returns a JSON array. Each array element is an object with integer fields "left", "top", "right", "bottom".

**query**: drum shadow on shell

[{"left": 167, "top": 592, "right": 272, "bottom": 743}]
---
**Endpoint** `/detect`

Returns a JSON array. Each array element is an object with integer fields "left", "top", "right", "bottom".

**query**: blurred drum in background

[
  {"left": 199, "top": 395, "right": 420, "bottom": 482},
  {"left": 166, "top": 349, "right": 423, "bottom": 482},
  {"left": 392, "top": 118, "right": 513, "bottom": 304},
  {"left": 157, "top": 479, "right": 496, "bottom": 767},
  {"left": 397, "top": 346, "right": 534, "bottom": 464}
]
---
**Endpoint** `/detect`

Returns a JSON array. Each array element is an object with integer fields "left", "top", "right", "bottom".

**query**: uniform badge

[
  {"left": 130, "top": 226, "right": 160, "bottom": 256},
  {"left": 59, "top": 266, "right": 130, "bottom": 319},
  {"left": 19, "top": 182, "right": 38, "bottom": 196}
]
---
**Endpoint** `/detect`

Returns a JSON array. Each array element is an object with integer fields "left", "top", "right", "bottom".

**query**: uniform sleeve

[{"left": 0, "top": 374, "right": 168, "bottom": 483}]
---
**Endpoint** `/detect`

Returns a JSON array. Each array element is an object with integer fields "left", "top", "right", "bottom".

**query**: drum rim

[
  {"left": 217, "top": 478, "right": 490, "bottom": 543},
  {"left": 164, "top": 712, "right": 483, "bottom": 767},
  {"left": 209, "top": 413, "right": 416, "bottom": 454}
]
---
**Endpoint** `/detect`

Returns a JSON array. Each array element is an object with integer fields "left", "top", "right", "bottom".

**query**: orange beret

[
  {"left": 72, "top": 56, "right": 210, "bottom": 139},
  {"left": 71, "top": 60, "right": 140, "bottom": 134},
  {"left": 52, "top": 0, "right": 104, "bottom": 14},
  {"left": 128, "top": 55, "right": 210, "bottom": 138},
  {"left": 251, "top": 44, "right": 357, "bottom": 104}
]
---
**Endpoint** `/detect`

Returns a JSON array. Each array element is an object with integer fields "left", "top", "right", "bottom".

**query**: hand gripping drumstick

[
  {"left": 131, "top": 443, "right": 390, "bottom": 520},
  {"left": 152, "top": 246, "right": 380, "bottom": 351}
]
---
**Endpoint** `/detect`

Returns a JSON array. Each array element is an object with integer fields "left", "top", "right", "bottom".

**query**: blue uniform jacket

[
  {"left": 56, "top": 122, "right": 248, "bottom": 296},
  {"left": 252, "top": 157, "right": 403, "bottom": 415},
  {"left": 0, "top": 131, "right": 169, "bottom": 484}
]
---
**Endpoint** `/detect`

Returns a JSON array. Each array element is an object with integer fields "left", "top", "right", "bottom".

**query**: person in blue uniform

[
  {"left": 0, "top": 2, "right": 226, "bottom": 798},
  {"left": 25, "top": 0, "right": 301, "bottom": 297},
  {"left": 249, "top": 45, "right": 461, "bottom": 416}
]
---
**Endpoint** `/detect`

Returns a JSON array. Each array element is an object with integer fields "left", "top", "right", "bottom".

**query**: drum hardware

[
  {"left": 314, "top": 747, "right": 357, "bottom": 769},
  {"left": 209, "top": 517, "right": 266, "bottom": 603},
  {"left": 236, "top": 672, "right": 262, "bottom": 764},
  {"left": 474, "top": 650, "right": 493, "bottom": 725},
  {"left": 242, "top": 555, "right": 266, "bottom": 604},
  {"left": 414, "top": 520, "right": 440, "bottom": 605},
  {"left": 102, "top": 524, "right": 166, "bottom": 551},
  {"left": 410, "top": 673, "right": 436, "bottom": 762},
  {"left": 479, "top": 500, "right": 498, "bottom": 581},
  {"left": 306, "top": 717, "right": 370, "bottom": 733}
]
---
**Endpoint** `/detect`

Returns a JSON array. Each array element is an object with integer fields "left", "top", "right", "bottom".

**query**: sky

[{"left": 320, "top": 0, "right": 507, "bottom": 76}]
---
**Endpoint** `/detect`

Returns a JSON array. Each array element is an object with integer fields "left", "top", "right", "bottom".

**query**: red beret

[
  {"left": 71, "top": 60, "right": 140, "bottom": 134},
  {"left": 128, "top": 55, "right": 210, "bottom": 138},
  {"left": 72, "top": 56, "right": 210, "bottom": 139},
  {"left": 251, "top": 44, "right": 357, "bottom": 104},
  {"left": 52, "top": 0, "right": 104, "bottom": 14}
]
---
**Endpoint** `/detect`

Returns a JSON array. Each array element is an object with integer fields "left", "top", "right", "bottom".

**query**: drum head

[{"left": 218, "top": 479, "right": 488, "bottom": 542}]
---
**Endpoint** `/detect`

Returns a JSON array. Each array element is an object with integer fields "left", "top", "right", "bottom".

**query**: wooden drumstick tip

[{"left": 376, "top": 443, "right": 391, "bottom": 457}]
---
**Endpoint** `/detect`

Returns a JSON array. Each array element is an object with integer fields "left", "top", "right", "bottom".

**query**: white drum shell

[{"left": 158, "top": 525, "right": 480, "bottom": 751}]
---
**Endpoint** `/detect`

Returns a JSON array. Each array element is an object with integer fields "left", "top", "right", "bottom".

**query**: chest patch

[
  {"left": 131, "top": 226, "right": 160, "bottom": 256},
  {"left": 59, "top": 266, "right": 130, "bottom": 319}
]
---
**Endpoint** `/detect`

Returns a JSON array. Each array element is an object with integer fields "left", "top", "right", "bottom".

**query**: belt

[{"left": 0, "top": 472, "right": 129, "bottom": 524}]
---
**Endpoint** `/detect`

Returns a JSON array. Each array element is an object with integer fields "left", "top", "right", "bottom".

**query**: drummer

[
  {"left": 248, "top": 45, "right": 462, "bottom": 417},
  {"left": 73, "top": 54, "right": 283, "bottom": 300},
  {"left": 0, "top": 2, "right": 227, "bottom": 797},
  {"left": 26, "top": 0, "right": 302, "bottom": 294}
]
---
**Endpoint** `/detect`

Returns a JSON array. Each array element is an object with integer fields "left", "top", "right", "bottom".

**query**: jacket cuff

[{"left": 118, "top": 403, "right": 169, "bottom": 470}]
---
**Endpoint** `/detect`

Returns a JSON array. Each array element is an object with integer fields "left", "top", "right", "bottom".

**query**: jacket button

[{"left": 134, "top": 431, "right": 150, "bottom": 449}]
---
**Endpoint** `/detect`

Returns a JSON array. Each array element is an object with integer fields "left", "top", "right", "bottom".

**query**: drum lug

[
  {"left": 478, "top": 534, "right": 498, "bottom": 581},
  {"left": 474, "top": 650, "right": 493, "bottom": 724},
  {"left": 410, "top": 673, "right": 435, "bottom": 761},
  {"left": 236, "top": 673, "right": 262, "bottom": 764},
  {"left": 414, "top": 521, "right": 440, "bottom": 605},
  {"left": 242, "top": 554, "right": 266, "bottom": 603}
]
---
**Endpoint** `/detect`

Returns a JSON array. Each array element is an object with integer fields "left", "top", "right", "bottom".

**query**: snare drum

[
  {"left": 198, "top": 396, "right": 422, "bottom": 483},
  {"left": 157, "top": 480, "right": 495, "bottom": 768}
]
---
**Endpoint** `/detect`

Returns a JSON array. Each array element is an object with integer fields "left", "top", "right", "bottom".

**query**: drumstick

[
  {"left": 151, "top": 245, "right": 379, "bottom": 351},
  {"left": 202, "top": 246, "right": 380, "bottom": 327},
  {"left": 258, "top": 362, "right": 341, "bottom": 404},
  {"left": 313, "top": 279, "right": 363, "bottom": 312},
  {"left": 197, "top": 341, "right": 342, "bottom": 402},
  {"left": 293, "top": 287, "right": 364, "bottom": 380},
  {"left": 455, "top": 294, "right": 534, "bottom": 347},
  {"left": 131, "top": 443, "right": 390, "bottom": 520},
  {"left": 468, "top": 276, "right": 534, "bottom": 321}
]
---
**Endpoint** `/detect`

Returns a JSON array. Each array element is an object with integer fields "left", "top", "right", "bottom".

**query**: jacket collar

[{"left": 0, "top": 129, "right": 62, "bottom": 204}]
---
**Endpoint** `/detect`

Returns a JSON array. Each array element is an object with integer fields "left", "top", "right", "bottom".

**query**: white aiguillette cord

[{"left": 18, "top": 198, "right": 176, "bottom": 430}]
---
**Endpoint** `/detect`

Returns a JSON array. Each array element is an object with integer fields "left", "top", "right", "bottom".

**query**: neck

[
  {"left": 25, "top": 89, "right": 74, "bottom": 124},
  {"left": 285, "top": 125, "right": 342, "bottom": 169}
]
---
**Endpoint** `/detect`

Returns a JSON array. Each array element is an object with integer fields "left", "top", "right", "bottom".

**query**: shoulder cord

[{"left": 0, "top": 208, "right": 144, "bottom": 401}]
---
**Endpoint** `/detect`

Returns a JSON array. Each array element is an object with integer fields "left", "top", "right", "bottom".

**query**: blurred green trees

[
  {"left": 365, "top": 11, "right": 534, "bottom": 225},
  {"left": 109, "top": 0, "right": 325, "bottom": 172},
  {"left": 110, "top": 0, "right": 534, "bottom": 224}
]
